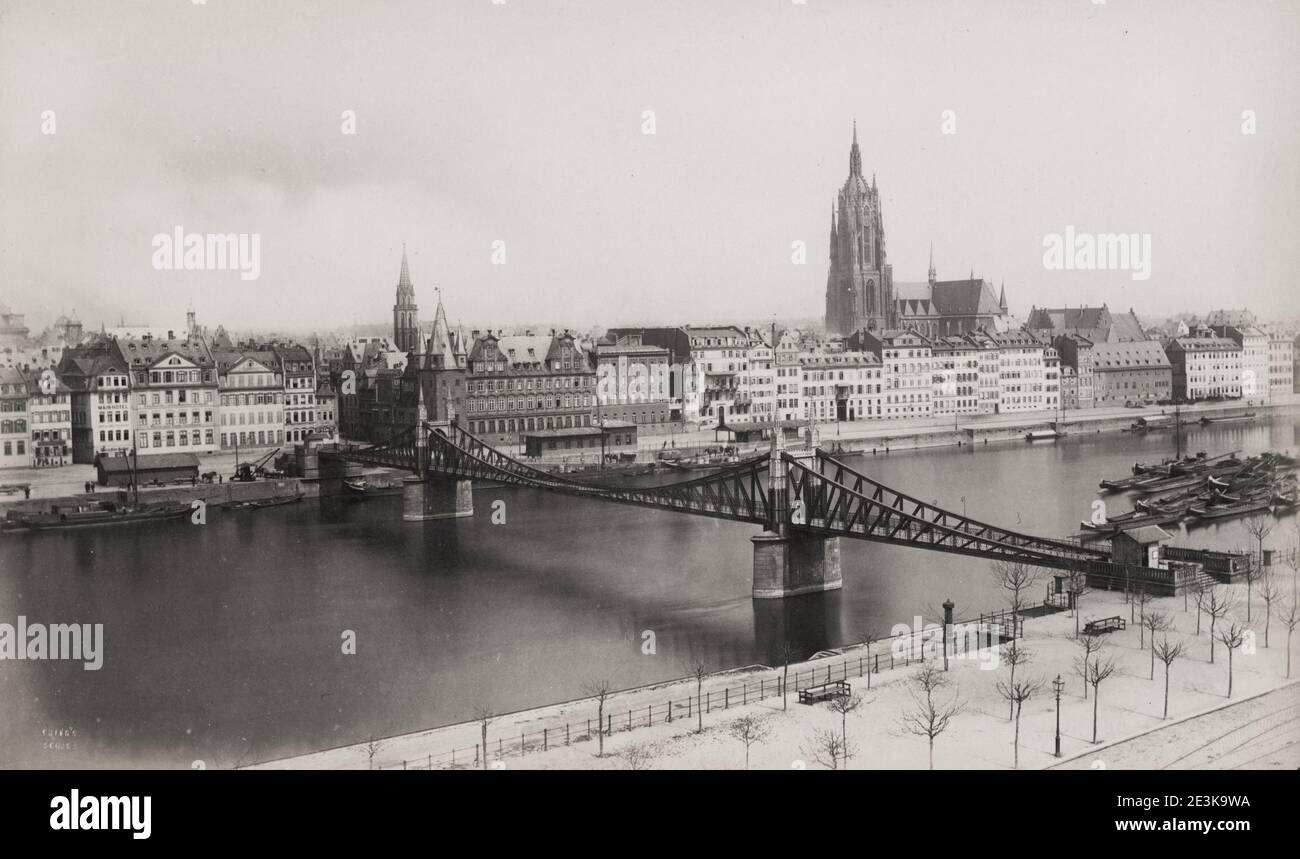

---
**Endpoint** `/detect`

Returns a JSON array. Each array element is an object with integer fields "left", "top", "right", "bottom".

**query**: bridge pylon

[
  {"left": 402, "top": 417, "right": 473, "bottom": 522},
  {"left": 751, "top": 432, "right": 842, "bottom": 599}
]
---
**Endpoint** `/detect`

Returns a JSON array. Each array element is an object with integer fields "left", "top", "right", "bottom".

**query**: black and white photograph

[{"left": 0, "top": 0, "right": 1297, "bottom": 840}]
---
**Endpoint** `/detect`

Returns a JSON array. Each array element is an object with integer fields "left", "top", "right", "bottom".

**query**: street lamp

[{"left": 1052, "top": 674, "right": 1066, "bottom": 757}]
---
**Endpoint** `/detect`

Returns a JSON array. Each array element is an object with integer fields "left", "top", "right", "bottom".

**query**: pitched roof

[
  {"left": 1090, "top": 340, "right": 1171, "bottom": 370},
  {"left": 929, "top": 279, "right": 1003, "bottom": 317}
]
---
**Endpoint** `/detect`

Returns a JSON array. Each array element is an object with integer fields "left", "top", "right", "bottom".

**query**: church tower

[
  {"left": 393, "top": 245, "right": 420, "bottom": 354},
  {"left": 824, "top": 123, "right": 895, "bottom": 336}
]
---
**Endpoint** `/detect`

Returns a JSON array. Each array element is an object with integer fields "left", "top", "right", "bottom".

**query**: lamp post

[{"left": 1052, "top": 674, "right": 1065, "bottom": 758}]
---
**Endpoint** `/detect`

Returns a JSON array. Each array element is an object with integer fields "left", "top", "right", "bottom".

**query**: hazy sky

[{"left": 2, "top": 0, "right": 1297, "bottom": 334}]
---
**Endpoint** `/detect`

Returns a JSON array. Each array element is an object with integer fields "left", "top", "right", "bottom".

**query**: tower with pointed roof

[
  {"left": 393, "top": 245, "right": 420, "bottom": 355},
  {"left": 824, "top": 123, "right": 895, "bottom": 336}
]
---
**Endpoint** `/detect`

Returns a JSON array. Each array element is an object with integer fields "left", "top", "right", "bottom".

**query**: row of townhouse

[{"left": 0, "top": 334, "right": 337, "bottom": 468}]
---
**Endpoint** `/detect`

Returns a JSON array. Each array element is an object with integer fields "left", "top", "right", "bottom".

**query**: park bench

[
  {"left": 798, "top": 680, "right": 850, "bottom": 705},
  {"left": 1083, "top": 616, "right": 1126, "bottom": 636}
]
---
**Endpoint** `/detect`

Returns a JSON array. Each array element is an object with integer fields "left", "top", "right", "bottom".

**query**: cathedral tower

[
  {"left": 393, "top": 245, "right": 420, "bottom": 354},
  {"left": 824, "top": 123, "right": 895, "bottom": 335}
]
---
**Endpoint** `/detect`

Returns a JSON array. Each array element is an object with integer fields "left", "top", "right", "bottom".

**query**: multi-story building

[
  {"left": 686, "top": 326, "right": 757, "bottom": 426},
  {"left": 276, "top": 344, "right": 319, "bottom": 444},
  {"left": 744, "top": 332, "right": 778, "bottom": 424},
  {"left": 988, "top": 329, "right": 1046, "bottom": 413},
  {"left": 1059, "top": 365, "right": 1080, "bottom": 410},
  {"left": 930, "top": 336, "right": 982, "bottom": 416},
  {"left": 965, "top": 329, "right": 1002, "bottom": 415},
  {"left": 595, "top": 334, "right": 674, "bottom": 431},
  {"left": 1089, "top": 341, "right": 1173, "bottom": 406},
  {"left": 23, "top": 368, "right": 72, "bottom": 467},
  {"left": 1044, "top": 347, "right": 1061, "bottom": 414},
  {"left": 463, "top": 330, "right": 596, "bottom": 447},
  {"left": 1052, "top": 333, "right": 1096, "bottom": 409},
  {"left": 1165, "top": 331, "right": 1242, "bottom": 401},
  {"left": 1211, "top": 325, "right": 1270, "bottom": 403},
  {"left": 774, "top": 330, "right": 804, "bottom": 422},
  {"left": 215, "top": 348, "right": 284, "bottom": 451},
  {"left": 118, "top": 335, "right": 219, "bottom": 455},
  {"left": 856, "top": 329, "right": 933, "bottom": 419},
  {"left": 57, "top": 342, "right": 135, "bottom": 463},
  {"left": 797, "top": 351, "right": 883, "bottom": 424},
  {"left": 1267, "top": 330, "right": 1294, "bottom": 398},
  {"left": 0, "top": 367, "right": 29, "bottom": 468}
]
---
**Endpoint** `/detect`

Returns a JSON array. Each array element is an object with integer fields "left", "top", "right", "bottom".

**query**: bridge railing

[{"left": 368, "top": 613, "right": 1023, "bottom": 771}]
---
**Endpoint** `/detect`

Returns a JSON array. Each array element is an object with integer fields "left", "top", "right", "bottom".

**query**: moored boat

[{"left": 16, "top": 499, "right": 192, "bottom": 530}]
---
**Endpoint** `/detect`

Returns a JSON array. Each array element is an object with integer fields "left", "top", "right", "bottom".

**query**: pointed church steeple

[
  {"left": 999, "top": 281, "right": 1008, "bottom": 311},
  {"left": 849, "top": 121, "right": 862, "bottom": 177},
  {"left": 928, "top": 242, "right": 937, "bottom": 287},
  {"left": 393, "top": 244, "right": 420, "bottom": 355}
]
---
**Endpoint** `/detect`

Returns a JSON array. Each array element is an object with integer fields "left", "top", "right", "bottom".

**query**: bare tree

[
  {"left": 1152, "top": 635, "right": 1187, "bottom": 719},
  {"left": 1132, "top": 586, "right": 1150, "bottom": 625},
  {"left": 779, "top": 640, "right": 795, "bottom": 711},
  {"left": 828, "top": 692, "right": 865, "bottom": 768},
  {"left": 365, "top": 735, "right": 383, "bottom": 771},
  {"left": 1243, "top": 516, "right": 1274, "bottom": 622},
  {"left": 995, "top": 674, "right": 1045, "bottom": 768},
  {"left": 620, "top": 742, "right": 656, "bottom": 771},
  {"left": 1278, "top": 595, "right": 1300, "bottom": 679},
  {"left": 859, "top": 629, "right": 879, "bottom": 690},
  {"left": 1216, "top": 620, "right": 1247, "bottom": 698},
  {"left": 899, "top": 663, "right": 964, "bottom": 770},
  {"left": 1001, "top": 640, "right": 1033, "bottom": 720},
  {"left": 1142, "top": 611, "right": 1171, "bottom": 677},
  {"left": 685, "top": 657, "right": 708, "bottom": 733},
  {"left": 804, "top": 727, "right": 855, "bottom": 771},
  {"left": 582, "top": 679, "right": 613, "bottom": 757},
  {"left": 1073, "top": 633, "right": 1108, "bottom": 700},
  {"left": 1086, "top": 654, "right": 1119, "bottom": 744},
  {"left": 1191, "top": 581, "right": 1209, "bottom": 636},
  {"left": 1066, "top": 561, "right": 1089, "bottom": 637},
  {"left": 472, "top": 705, "right": 494, "bottom": 771},
  {"left": 1203, "top": 588, "right": 1235, "bottom": 664},
  {"left": 728, "top": 714, "right": 771, "bottom": 770},
  {"left": 1257, "top": 573, "right": 1282, "bottom": 648},
  {"left": 991, "top": 559, "right": 1041, "bottom": 619}
]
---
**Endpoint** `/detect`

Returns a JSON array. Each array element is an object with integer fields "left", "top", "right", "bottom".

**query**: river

[{"left": 1, "top": 414, "right": 1295, "bottom": 768}]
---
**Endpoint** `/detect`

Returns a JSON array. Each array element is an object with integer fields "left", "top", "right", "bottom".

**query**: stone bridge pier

[
  {"left": 751, "top": 435, "right": 842, "bottom": 599},
  {"left": 402, "top": 476, "right": 473, "bottom": 522}
]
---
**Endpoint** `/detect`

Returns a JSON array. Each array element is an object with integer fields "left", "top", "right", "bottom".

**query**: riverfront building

[
  {"left": 1051, "top": 333, "right": 1097, "bottom": 409},
  {"left": 797, "top": 350, "right": 883, "bottom": 423},
  {"left": 22, "top": 368, "right": 71, "bottom": 467},
  {"left": 214, "top": 348, "right": 284, "bottom": 451},
  {"left": 988, "top": 328, "right": 1047, "bottom": 413},
  {"left": 118, "top": 335, "right": 219, "bottom": 455},
  {"left": 1088, "top": 340, "right": 1173, "bottom": 406},
  {"left": 853, "top": 329, "right": 934, "bottom": 419},
  {"left": 594, "top": 335, "right": 675, "bottom": 431},
  {"left": 1210, "top": 325, "right": 1271, "bottom": 403},
  {"left": 1266, "top": 330, "right": 1294, "bottom": 397},
  {"left": 0, "top": 367, "right": 29, "bottom": 469},
  {"left": 57, "top": 341, "right": 135, "bottom": 463},
  {"left": 463, "top": 330, "right": 596, "bottom": 447},
  {"left": 1165, "top": 331, "right": 1243, "bottom": 401}
]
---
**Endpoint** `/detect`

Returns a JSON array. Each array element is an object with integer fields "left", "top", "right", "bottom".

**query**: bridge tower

[
  {"left": 750, "top": 428, "right": 842, "bottom": 599},
  {"left": 402, "top": 387, "right": 473, "bottom": 521}
]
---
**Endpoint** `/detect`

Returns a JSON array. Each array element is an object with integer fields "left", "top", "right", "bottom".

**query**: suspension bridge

[{"left": 319, "top": 418, "right": 1111, "bottom": 599}]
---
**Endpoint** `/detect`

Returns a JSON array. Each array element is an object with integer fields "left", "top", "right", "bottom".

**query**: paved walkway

[{"left": 1053, "top": 682, "right": 1300, "bottom": 770}]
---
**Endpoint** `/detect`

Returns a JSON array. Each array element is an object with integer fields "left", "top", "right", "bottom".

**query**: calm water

[{"left": 1, "top": 415, "right": 1296, "bottom": 768}]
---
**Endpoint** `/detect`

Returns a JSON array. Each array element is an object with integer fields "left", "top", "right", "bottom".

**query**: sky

[{"left": 1, "top": 0, "right": 1297, "bottom": 335}]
